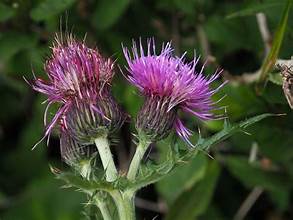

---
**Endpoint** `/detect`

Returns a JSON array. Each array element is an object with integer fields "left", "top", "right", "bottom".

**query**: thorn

[
  {"left": 275, "top": 113, "right": 286, "bottom": 116},
  {"left": 31, "top": 134, "right": 47, "bottom": 150},
  {"left": 49, "top": 164, "right": 61, "bottom": 175},
  {"left": 23, "top": 76, "right": 31, "bottom": 86},
  {"left": 61, "top": 184, "right": 71, "bottom": 189},
  {"left": 223, "top": 107, "right": 230, "bottom": 127},
  {"left": 205, "top": 151, "right": 214, "bottom": 160},
  {"left": 241, "top": 130, "right": 252, "bottom": 136}
]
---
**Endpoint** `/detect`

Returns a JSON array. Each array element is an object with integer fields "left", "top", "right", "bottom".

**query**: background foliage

[{"left": 1, "top": 0, "right": 293, "bottom": 219}]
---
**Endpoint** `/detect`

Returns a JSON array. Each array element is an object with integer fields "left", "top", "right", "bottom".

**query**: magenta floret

[{"left": 123, "top": 39, "right": 225, "bottom": 144}]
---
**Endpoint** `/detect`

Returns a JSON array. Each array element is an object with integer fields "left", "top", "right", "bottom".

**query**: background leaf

[
  {"left": 0, "top": 3, "right": 15, "bottom": 22},
  {"left": 0, "top": 33, "right": 38, "bottom": 63},
  {"left": 268, "top": 72, "right": 283, "bottom": 85},
  {"left": 225, "top": 156, "right": 291, "bottom": 191},
  {"left": 92, "top": 0, "right": 130, "bottom": 30},
  {"left": 156, "top": 153, "right": 207, "bottom": 205},
  {"left": 226, "top": 1, "right": 283, "bottom": 19},
  {"left": 30, "top": 0, "right": 76, "bottom": 21},
  {"left": 165, "top": 161, "right": 220, "bottom": 220},
  {"left": 259, "top": 0, "right": 293, "bottom": 81},
  {"left": 2, "top": 176, "right": 85, "bottom": 220}
]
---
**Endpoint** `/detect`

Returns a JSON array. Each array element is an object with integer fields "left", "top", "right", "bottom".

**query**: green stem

[
  {"left": 94, "top": 137, "right": 118, "bottom": 182},
  {"left": 110, "top": 190, "right": 135, "bottom": 220},
  {"left": 127, "top": 139, "right": 150, "bottom": 181},
  {"left": 78, "top": 160, "right": 113, "bottom": 220},
  {"left": 95, "top": 197, "right": 113, "bottom": 220}
]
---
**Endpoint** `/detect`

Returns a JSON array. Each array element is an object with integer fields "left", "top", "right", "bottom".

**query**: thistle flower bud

[
  {"left": 64, "top": 88, "right": 126, "bottom": 144},
  {"left": 60, "top": 128, "right": 96, "bottom": 167},
  {"left": 123, "top": 39, "right": 225, "bottom": 144},
  {"left": 136, "top": 94, "right": 176, "bottom": 141}
]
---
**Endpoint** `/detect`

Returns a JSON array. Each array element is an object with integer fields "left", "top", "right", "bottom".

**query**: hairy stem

[
  {"left": 127, "top": 138, "right": 150, "bottom": 180},
  {"left": 78, "top": 159, "right": 113, "bottom": 220},
  {"left": 94, "top": 137, "right": 118, "bottom": 182},
  {"left": 110, "top": 190, "right": 135, "bottom": 220},
  {"left": 95, "top": 197, "right": 113, "bottom": 220}
]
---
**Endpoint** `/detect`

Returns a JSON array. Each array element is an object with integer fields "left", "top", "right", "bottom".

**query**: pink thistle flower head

[
  {"left": 32, "top": 35, "right": 126, "bottom": 146},
  {"left": 123, "top": 39, "right": 225, "bottom": 144}
]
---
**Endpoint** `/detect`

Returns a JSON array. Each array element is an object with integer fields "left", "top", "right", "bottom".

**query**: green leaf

[
  {"left": 156, "top": 153, "right": 207, "bottom": 205},
  {"left": 131, "top": 114, "right": 275, "bottom": 191},
  {"left": 30, "top": 0, "right": 76, "bottom": 21},
  {"left": 250, "top": 123, "right": 293, "bottom": 162},
  {"left": 0, "top": 3, "right": 15, "bottom": 22},
  {"left": 129, "top": 157, "right": 175, "bottom": 192},
  {"left": 173, "top": 0, "right": 197, "bottom": 15},
  {"left": 259, "top": 0, "right": 293, "bottom": 82},
  {"left": 226, "top": 2, "right": 283, "bottom": 19},
  {"left": 204, "top": 15, "right": 263, "bottom": 56},
  {"left": 262, "top": 82, "right": 287, "bottom": 105},
  {"left": 268, "top": 72, "right": 283, "bottom": 85},
  {"left": 53, "top": 169, "right": 115, "bottom": 193},
  {"left": 269, "top": 189, "right": 290, "bottom": 211},
  {"left": 165, "top": 161, "right": 220, "bottom": 220},
  {"left": 225, "top": 156, "right": 291, "bottom": 191},
  {"left": 197, "top": 113, "right": 277, "bottom": 150},
  {"left": 2, "top": 175, "right": 84, "bottom": 220},
  {"left": 1, "top": 96, "right": 47, "bottom": 184},
  {"left": 0, "top": 32, "right": 38, "bottom": 62},
  {"left": 92, "top": 0, "right": 130, "bottom": 30}
]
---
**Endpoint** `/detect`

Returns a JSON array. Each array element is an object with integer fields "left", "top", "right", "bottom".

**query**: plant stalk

[
  {"left": 78, "top": 158, "right": 113, "bottom": 220},
  {"left": 127, "top": 138, "right": 150, "bottom": 180},
  {"left": 94, "top": 137, "right": 118, "bottom": 182},
  {"left": 110, "top": 190, "right": 135, "bottom": 220},
  {"left": 95, "top": 197, "right": 113, "bottom": 220}
]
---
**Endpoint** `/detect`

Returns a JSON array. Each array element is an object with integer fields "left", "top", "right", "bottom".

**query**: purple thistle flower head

[
  {"left": 32, "top": 35, "right": 126, "bottom": 147},
  {"left": 123, "top": 39, "right": 225, "bottom": 144},
  {"left": 34, "top": 35, "right": 113, "bottom": 104}
]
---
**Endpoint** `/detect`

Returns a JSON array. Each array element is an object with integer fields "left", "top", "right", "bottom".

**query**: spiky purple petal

[
  {"left": 32, "top": 36, "right": 125, "bottom": 147},
  {"left": 123, "top": 39, "right": 225, "bottom": 144}
]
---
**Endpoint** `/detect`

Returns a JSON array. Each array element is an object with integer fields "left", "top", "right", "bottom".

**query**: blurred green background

[{"left": 1, "top": 0, "right": 293, "bottom": 219}]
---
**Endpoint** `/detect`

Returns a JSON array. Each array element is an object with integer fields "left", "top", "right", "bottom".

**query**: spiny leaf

[
  {"left": 54, "top": 114, "right": 277, "bottom": 194},
  {"left": 52, "top": 168, "right": 114, "bottom": 193},
  {"left": 130, "top": 113, "right": 276, "bottom": 190},
  {"left": 129, "top": 159, "right": 175, "bottom": 192},
  {"left": 197, "top": 113, "right": 277, "bottom": 150}
]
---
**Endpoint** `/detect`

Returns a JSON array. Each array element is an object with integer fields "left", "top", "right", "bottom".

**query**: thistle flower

[
  {"left": 123, "top": 39, "right": 225, "bottom": 145},
  {"left": 32, "top": 35, "right": 126, "bottom": 146}
]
